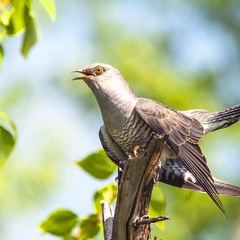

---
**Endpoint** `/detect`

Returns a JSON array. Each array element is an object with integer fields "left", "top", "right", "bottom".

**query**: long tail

[
  {"left": 181, "top": 104, "right": 240, "bottom": 134},
  {"left": 159, "top": 158, "right": 240, "bottom": 196},
  {"left": 211, "top": 177, "right": 240, "bottom": 196},
  {"left": 181, "top": 176, "right": 240, "bottom": 196},
  {"left": 204, "top": 104, "right": 240, "bottom": 133}
]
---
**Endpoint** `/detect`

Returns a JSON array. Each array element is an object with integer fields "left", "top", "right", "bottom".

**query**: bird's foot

[{"left": 133, "top": 145, "right": 147, "bottom": 158}]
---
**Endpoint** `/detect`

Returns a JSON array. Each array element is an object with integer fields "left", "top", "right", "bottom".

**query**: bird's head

[
  {"left": 72, "top": 63, "right": 120, "bottom": 85},
  {"left": 72, "top": 63, "right": 134, "bottom": 97},
  {"left": 72, "top": 63, "right": 137, "bottom": 125}
]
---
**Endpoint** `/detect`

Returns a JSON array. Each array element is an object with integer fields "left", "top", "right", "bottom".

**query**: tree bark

[
  {"left": 110, "top": 134, "right": 168, "bottom": 240},
  {"left": 101, "top": 201, "right": 114, "bottom": 240}
]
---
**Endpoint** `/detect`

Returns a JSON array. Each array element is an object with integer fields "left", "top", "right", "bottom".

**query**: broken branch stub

[{"left": 112, "top": 134, "right": 168, "bottom": 240}]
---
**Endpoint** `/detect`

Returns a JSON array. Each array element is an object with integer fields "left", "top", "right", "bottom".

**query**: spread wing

[{"left": 135, "top": 98, "right": 226, "bottom": 215}]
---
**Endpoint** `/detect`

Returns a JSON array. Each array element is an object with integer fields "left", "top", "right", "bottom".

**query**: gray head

[
  {"left": 73, "top": 63, "right": 137, "bottom": 128},
  {"left": 72, "top": 63, "right": 131, "bottom": 93}
]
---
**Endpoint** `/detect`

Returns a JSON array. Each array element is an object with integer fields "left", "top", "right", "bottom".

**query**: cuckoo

[{"left": 73, "top": 63, "right": 240, "bottom": 215}]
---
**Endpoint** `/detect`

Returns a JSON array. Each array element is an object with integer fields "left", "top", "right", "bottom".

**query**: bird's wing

[
  {"left": 135, "top": 98, "right": 226, "bottom": 214},
  {"left": 160, "top": 158, "right": 240, "bottom": 196}
]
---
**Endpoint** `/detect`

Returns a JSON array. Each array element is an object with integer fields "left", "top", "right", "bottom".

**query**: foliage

[
  {"left": 40, "top": 149, "right": 166, "bottom": 239},
  {"left": 39, "top": 168, "right": 118, "bottom": 239},
  {"left": 1, "top": 0, "right": 240, "bottom": 240},
  {"left": 0, "top": 111, "right": 16, "bottom": 168},
  {"left": 0, "top": 0, "right": 56, "bottom": 64},
  {"left": 75, "top": 149, "right": 117, "bottom": 180},
  {"left": 39, "top": 209, "right": 79, "bottom": 237}
]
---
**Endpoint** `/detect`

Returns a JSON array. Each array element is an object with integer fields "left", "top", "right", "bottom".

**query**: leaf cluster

[
  {"left": 0, "top": 0, "right": 55, "bottom": 65},
  {"left": 39, "top": 149, "right": 166, "bottom": 239},
  {"left": 0, "top": 111, "right": 16, "bottom": 168},
  {"left": 39, "top": 150, "right": 118, "bottom": 239}
]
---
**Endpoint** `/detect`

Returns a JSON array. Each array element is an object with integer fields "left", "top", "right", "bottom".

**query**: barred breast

[{"left": 108, "top": 110, "right": 153, "bottom": 156}]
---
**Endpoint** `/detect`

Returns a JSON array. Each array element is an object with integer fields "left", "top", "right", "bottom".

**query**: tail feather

[
  {"left": 207, "top": 104, "right": 240, "bottom": 123},
  {"left": 207, "top": 104, "right": 240, "bottom": 122},
  {"left": 211, "top": 177, "right": 240, "bottom": 196},
  {"left": 181, "top": 176, "right": 240, "bottom": 196},
  {"left": 159, "top": 158, "right": 240, "bottom": 196},
  {"left": 181, "top": 104, "right": 240, "bottom": 134},
  {"left": 203, "top": 104, "right": 240, "bottom": 133}
]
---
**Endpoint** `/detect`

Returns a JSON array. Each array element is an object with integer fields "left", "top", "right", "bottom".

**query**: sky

[{"left": 0, "top": 1, "right": 240, "bottom": 239}]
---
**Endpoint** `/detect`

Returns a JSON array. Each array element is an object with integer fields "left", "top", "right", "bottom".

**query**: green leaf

[
  {"left": 0, "top": 112, "right": 17, "bottom": 135},
  {"left": 21, "top": 5, "right": 39, "bottom": 58},
  {"left": 38, "top": 0, "right": 56, "bottom": 21},
  {"left": 0, "top": 112, "right": 17, "bottom": 168},
  {"left": 149, "top": 185, "right": 166, "bottom": 228},
  {"left": 39, "top": 209, "right": 78, "bottom": 237},
  {"left": 63, "top": 236, "right": 78, "bottom": 240},
  {"left": 0, "top": 45, "right": 3, "bottom": 66},
  {"left": 0, "top": 1, "right": 39, "bottom": 58},
  {"left": 93, "top": 184, "right": 118, "bottom": 214},
  {"left": 76, "top": 149, "right": 117, "bottom": 179},
  {"left": 4, "top": 0, "right": 26, "bottom": 35},
  {"left": 79, "top": 214, "right": 101, "bottom": 239},
  {"left": 0, "top": 7, "right": 13, "bottom": 27}
]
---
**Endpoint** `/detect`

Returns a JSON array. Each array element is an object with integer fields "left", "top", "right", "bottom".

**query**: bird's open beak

[{"left": 72, "top": 69, "right": 94, "bottom": 80}]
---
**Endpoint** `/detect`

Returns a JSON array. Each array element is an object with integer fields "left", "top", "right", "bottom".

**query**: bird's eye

[{"left": 94, "top": 66, "right": 105, "bottom": 75}]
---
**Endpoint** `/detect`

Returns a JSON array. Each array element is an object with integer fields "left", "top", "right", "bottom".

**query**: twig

[
  {"left": 101, "top": 201, "right": 114, "bottom": 240},
  {"left": 133, "top": 215, "right": 169, "bottom": 226}
]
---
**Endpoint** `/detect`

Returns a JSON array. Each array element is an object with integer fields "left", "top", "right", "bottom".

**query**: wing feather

[
  {"left": 135, "top": 98, "right": 226, "bottom": 215},
  {"left": 160, "top": 159, "right": 240, "bottom": 196}
]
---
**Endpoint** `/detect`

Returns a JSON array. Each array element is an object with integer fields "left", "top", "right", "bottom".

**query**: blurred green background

[{"left": 1, "top": 0, "right": 240, "bottom": 239}]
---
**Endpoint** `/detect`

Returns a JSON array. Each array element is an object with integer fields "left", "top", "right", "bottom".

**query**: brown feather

[{"left": 135, "top": 98, "right": 226, "bottom": 215}]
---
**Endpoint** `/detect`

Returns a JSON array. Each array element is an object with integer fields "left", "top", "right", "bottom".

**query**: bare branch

[
  {"left": 101, "top": 201, "right": 114, "bottom": 240},
  {"left": 112, "top": 134, "right": 168, "bottom": 240}
]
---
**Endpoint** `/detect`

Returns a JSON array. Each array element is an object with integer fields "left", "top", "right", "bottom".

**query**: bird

[{"left": 73, "top": 63, "right": 240, "bottom": 215}]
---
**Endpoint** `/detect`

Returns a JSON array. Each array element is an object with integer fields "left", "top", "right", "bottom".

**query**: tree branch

[
  {"left": 111, "top": 134, "right": 168, "bottom": 240},
  {"left": 101, "top": 201, "right": 114, "bottom": 240}
]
